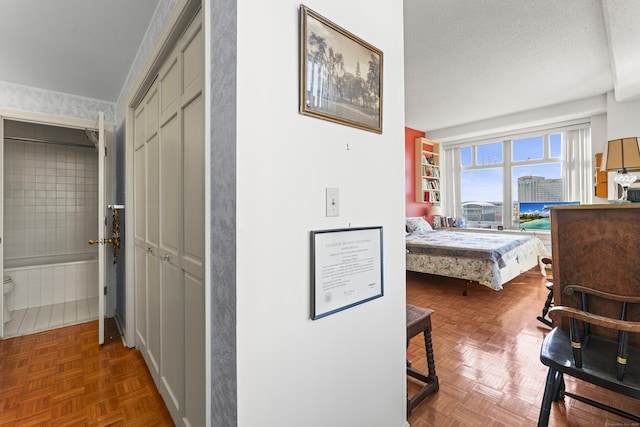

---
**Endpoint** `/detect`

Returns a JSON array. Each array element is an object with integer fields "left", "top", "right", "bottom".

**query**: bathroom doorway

[{"left": 0, "top": 112, "right": 113, "bottom": 342}]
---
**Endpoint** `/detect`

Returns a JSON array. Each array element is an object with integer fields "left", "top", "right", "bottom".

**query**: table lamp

[
  {"left": 602, "top": 137, "right": 640, "bottom": 201},
  {"left": 428, "top": 204, "right": 443, "bottom": 228}
]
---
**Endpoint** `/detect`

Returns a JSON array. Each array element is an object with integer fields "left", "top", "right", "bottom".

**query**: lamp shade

[
  {"left": 602, "top": 137, "right": 640, "bottom": 172},
  {"left": 428, "top": 205, "right": 443, "bottom": 217}
]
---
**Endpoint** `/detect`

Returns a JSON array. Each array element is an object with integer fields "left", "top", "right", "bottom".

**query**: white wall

[
  {"left": 0, "top": 81, "right": 115, "bottom": 124},
  {"left": 428, "top": 94, "right": 607, "bottom": 144},
  {"left": 605, "top": 92, "right": 640, "bottom": 198},
  {"left": 236, "top": 1, "right": 407, "bottom": 426},
  {"left": 3, "top": 140, "right": 97, "bottom": 259},
  {"left": 607, "top": 92, "right": 640, "bottom": 139},
  {"left": 591, "top": 113, "right": 609, "bottom": 203},
  {"left": 114, "top": 0, "right": 179, "bottom": 127}
]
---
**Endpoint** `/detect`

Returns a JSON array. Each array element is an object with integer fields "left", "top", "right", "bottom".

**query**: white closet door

[
  {"left": 131, "top": 9, "right": 204, "bottom": 426},
  {"left": 134, "top": 82, "right": 162, "bottom": 381},
  {"left": 146, "top": 90, "right": 161, "bottom": 379},
  {"left": 158, "top": 48, "right": 184, "bottom": 419},
  {"left": 181, "top": 17, "right": 205, "bottom": 427},
  {"left": 133, "top": 102, "right": 147, "bottom": 351}
]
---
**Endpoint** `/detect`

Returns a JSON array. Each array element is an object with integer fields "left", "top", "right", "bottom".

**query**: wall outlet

[{"left": 326, "top": 188, "right": 339, "bottom": 217}]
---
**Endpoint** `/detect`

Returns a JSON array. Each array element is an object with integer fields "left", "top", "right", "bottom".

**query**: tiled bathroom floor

[{"left": 3, "top": 297, "right": 99, "bottom": 338}]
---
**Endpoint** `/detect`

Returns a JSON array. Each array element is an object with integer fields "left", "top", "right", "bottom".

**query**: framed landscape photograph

[{"left": 299, "top": 5, "right": 383, "bottom": 133}]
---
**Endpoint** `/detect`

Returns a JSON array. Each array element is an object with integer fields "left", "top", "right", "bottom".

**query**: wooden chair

[
  {"left": 537, "top": 284, "right": 640, "bottom": 426},
  {"left": 536, "top": 257, "right": 554, "bottom": 327}
]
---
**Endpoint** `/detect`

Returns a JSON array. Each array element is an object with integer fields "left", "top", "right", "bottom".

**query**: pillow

[{"left": 406, "top": 217, "right": 433, "bottom": 233}]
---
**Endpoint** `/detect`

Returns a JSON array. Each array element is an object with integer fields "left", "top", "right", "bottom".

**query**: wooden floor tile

[
  {"left": 406, "top": 269, "right": 639, "bottom": 426},
  {"left": 0, "top": 319, "right": 174, "bottom": 426}
]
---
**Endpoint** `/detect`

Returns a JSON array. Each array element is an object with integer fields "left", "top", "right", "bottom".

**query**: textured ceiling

[
  {"left": 404, "top": 0, "right": 640, "bottom": 133},
  {"left": 1, "top": 1, "right": 638, "bottom": 132},
  {"left": 0, "top": 0, "right": 158, "bottom": 102}
]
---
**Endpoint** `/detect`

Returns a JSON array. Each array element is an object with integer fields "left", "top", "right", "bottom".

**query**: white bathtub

[
  {"left": 4, "top": 253, "right": 98, "bottom": 311},
  {"left": 4, "top": 252, "right": 98, "bottom": 269}
]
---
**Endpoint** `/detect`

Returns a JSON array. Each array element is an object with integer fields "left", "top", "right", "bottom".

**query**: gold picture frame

[{"left": 299, "top": 5, "right": 383, "bottom": 134}]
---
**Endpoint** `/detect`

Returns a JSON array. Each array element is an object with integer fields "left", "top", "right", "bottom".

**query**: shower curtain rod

[{"left": 4, "top": 135, "right": 95, "bottom": 149}]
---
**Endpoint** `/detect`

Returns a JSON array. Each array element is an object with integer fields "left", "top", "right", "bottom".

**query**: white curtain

[
  {"left": 564, "top": 128, "right": 593, "bottom": 204},
  {"left": 442, "top": 146, "right": 459, "bottom": 218}
]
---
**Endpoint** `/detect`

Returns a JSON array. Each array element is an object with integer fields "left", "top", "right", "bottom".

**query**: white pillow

[{"left": 406, "top": 217, "right": 433, "bottom": 233}]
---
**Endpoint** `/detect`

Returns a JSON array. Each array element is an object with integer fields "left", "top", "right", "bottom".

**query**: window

[
  {"left": 460, "top": 143, "right": 504, "bottom": 227},
  {"left": 450, "top": 126, "right": 590, "bottom": 230}
]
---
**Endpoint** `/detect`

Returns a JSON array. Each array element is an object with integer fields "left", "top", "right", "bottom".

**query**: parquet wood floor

[
  {"left": 406, "top": 269, "right": 639, "bottom": 427},
  {"left": 0, "top": 318, "right": 174, "bottom": 426},
  {"left": 5, "top": 272, "right": 638, "bottom": 426}
]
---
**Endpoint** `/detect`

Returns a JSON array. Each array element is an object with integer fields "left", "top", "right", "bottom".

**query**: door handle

[
  {"left": 89, "top": 237, "right": 121, "bottom": 264},
  {"left": 88, "top": 237, "right": 120, "bottom": 245}
]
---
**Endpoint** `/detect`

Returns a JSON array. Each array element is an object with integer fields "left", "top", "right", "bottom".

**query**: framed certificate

[{"left": 311, "top": 226, "right": 383, "bottom": 319}]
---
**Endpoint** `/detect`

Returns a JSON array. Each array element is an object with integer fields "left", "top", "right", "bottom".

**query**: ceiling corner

[{"left": 602, "top": 0, "right": 640, "bottom": 102}]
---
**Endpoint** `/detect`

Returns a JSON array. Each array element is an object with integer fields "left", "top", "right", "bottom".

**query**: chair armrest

[
  {"left": 564, "top": 285, "right": 640, "bottom": 304},
  {"left": 549, "top": 306, "right": 640, "bottom": 333}
]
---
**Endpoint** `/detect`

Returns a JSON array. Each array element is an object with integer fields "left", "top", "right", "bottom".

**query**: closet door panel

[
  {"left": 134, "top": 106, "right": 146, "bottom": 243},
  {"left": 146, "top": 252, "right": 161, "bottom": 378},
  {"left": 182, "top": 93, "right": 204, "bottom": 270},
  {"left": 134, "top": 104, "right": 146, "bottom": 150},
  {"left": 134, "top": 144, "right": 146, "bottom": 242},
  {"left": 134, "top": 244, "right": 147, "bottom": 349},
  {"left": 160, "top": 58, "right": 179, "bottom": 120},
  {"left": 146, "top": 86, "right": 159, "bottom": 137},
  {"left": 184, "top": 272, "right": 204, "bottom": 427},
  {"left": 160, "top": 259, "right": 183, "bottom": 414},
  {"left": 146, "top": 134, "right": 160, "bottom": 248},
  {"left": 182, "top": 22, "right": 204, "bottom": 96},
  {"left": 159, "top": 114, "right": 180, "bottom": 256}
]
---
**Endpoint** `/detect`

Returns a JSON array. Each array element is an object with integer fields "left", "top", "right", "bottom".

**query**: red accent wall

[{"left": 405, "top": 127, "right": 431, "bottom": 218}]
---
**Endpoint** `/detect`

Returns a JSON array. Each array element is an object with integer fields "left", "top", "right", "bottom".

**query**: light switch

[{"left": 326, "top": 188, "right": 339, "bottom": 217}]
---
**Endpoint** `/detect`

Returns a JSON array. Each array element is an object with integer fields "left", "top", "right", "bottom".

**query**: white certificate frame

[{"left": 311, "top": 226, "right": 383, "bottom": 319}]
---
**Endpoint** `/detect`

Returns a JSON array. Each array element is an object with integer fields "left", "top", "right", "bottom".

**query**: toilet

[{"left": 3, "top": 275, "right": 15, "bottom": 324}]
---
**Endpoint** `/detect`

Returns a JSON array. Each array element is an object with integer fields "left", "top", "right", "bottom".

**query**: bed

[{"left": 405, "top": 217, "right": 548, "bottom": 293}]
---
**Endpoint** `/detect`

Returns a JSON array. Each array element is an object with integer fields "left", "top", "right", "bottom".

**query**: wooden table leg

[{"left": 406, "top": 305, "right": 439, "bottom": 416}]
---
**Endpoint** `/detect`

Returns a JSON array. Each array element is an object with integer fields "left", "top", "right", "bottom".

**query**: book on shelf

[
  {"left": 422, "top": 154, "right": 434, "bottom": 165},
  {"left": 422, "top": 164, "right": 440, "bottom": 178}
]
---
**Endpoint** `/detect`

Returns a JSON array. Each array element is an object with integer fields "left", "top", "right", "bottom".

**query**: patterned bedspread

[
  {"left": 406, "top": 230, "right": 532, "bottom": 268},
  {"left": 406, "top": 230, "right": 548, "bottom": 290}
]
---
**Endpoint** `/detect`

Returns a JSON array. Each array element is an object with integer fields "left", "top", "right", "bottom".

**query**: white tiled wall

[
  {"left": 4, "top": 261, "right": 98, "bottom": 310},
  {"left": 3, "top": 140, "right": 98, "bottom": 258}
]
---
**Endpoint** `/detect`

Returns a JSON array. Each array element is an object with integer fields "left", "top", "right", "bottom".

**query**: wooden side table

[{"left": 406, "top": 304, "right": 439, "bottom": 416}]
